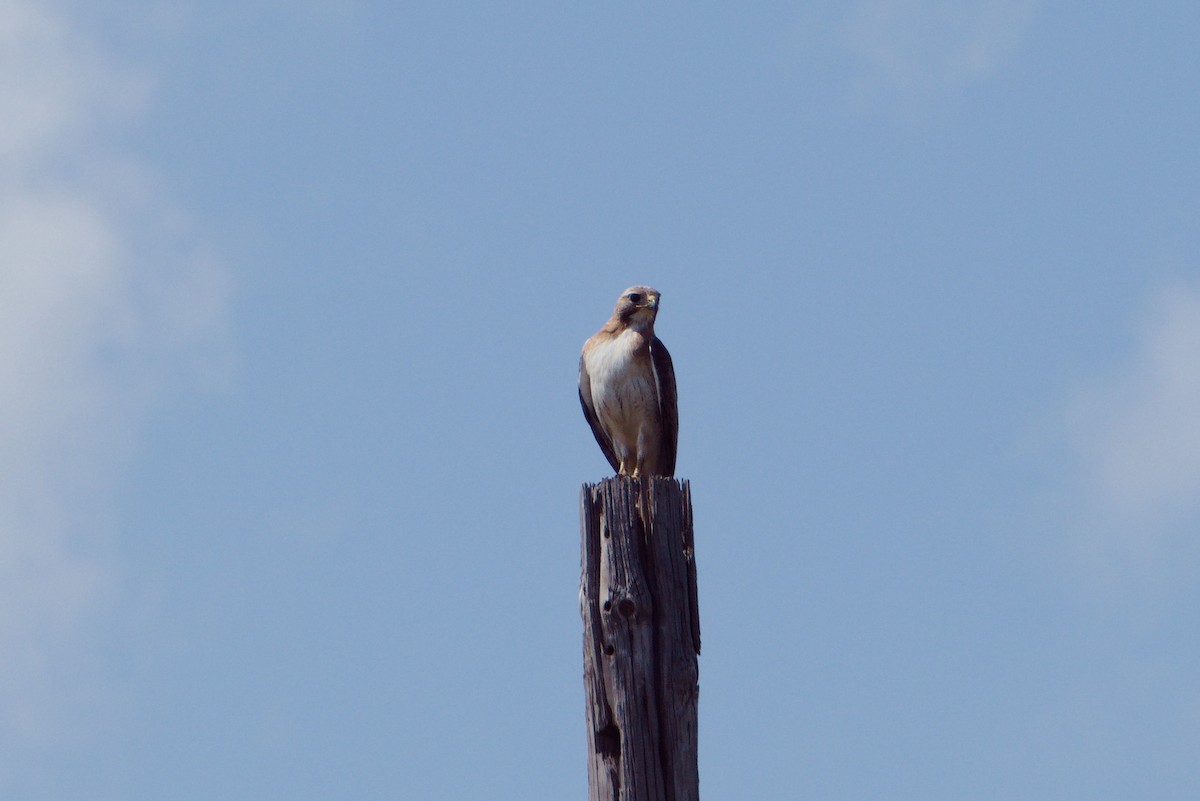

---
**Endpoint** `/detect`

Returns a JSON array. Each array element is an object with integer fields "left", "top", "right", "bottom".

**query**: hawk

[{"left": 579, "top": 285, "right": 678, "bottom": 478}]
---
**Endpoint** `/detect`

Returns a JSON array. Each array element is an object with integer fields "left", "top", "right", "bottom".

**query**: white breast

[{"left": 584, "top": 331, "right": 659, "bottom": 442}]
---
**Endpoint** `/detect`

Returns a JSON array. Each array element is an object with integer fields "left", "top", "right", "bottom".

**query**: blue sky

[{"left": 4, "top": 1, "right": 1200, "bottom": 798}]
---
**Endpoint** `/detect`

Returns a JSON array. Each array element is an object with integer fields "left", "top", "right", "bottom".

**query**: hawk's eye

[{"left": 627, "top": 293, "right": 642, "bottom": 303}]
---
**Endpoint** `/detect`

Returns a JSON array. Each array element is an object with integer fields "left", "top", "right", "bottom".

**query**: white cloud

[
  {"left": 1071, "top": 286, "right": 1200, "bottom": 522},
  {"left": 0, "top": 0, "right": 146, "bottom": 174},
  {"left": 1055, "top": 284, "right": 1200, "bottom": 604},
  {"left": 0, "top": 0, "right": 228, "bottom": 754},
  {"left": 845, "top": 0, "right": 1037, "bottom": 108}
]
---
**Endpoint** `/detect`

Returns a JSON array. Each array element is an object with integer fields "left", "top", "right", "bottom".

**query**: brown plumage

[{"left": 578, "top": 285, "right": 678, "bottom": 478}]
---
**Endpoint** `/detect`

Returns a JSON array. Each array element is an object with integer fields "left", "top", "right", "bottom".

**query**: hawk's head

[{"left": 613, "top": 285, "right": 661, "bottom": 331}]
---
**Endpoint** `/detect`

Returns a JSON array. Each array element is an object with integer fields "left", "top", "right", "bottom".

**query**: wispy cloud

[
  {"left": 1071, "top": 286, "right": 1200, "bottom": 523},
  {"left": 0, "top": 0, "right": 229, "bottom": 754},
  {"left": 845, "top": 0, "right": 1037, "bottom": 110},
  {"left": 1057, "top": 285, "right": 1200, "bottom": 599}
]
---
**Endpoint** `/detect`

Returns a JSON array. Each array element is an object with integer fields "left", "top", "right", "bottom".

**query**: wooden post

[{"left": 580, "top": 477, "right": 701, "bottom": 801}]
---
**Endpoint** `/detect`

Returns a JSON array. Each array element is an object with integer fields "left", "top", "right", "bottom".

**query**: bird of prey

[{"left": 578, "top": 285, "right": 678, "bottom": 478}]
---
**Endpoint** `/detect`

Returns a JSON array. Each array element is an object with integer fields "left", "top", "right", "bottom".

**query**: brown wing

[
  {"left": 579, "top": 354, "right": 620, "bottom": 473},
  {"left": 650, "top": 336, "right": 678, "bottom": 477}
]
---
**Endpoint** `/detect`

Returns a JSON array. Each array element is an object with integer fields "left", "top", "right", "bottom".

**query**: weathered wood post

[{"left": 580, "top": 476, "right": 701, "bottom": 801}]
